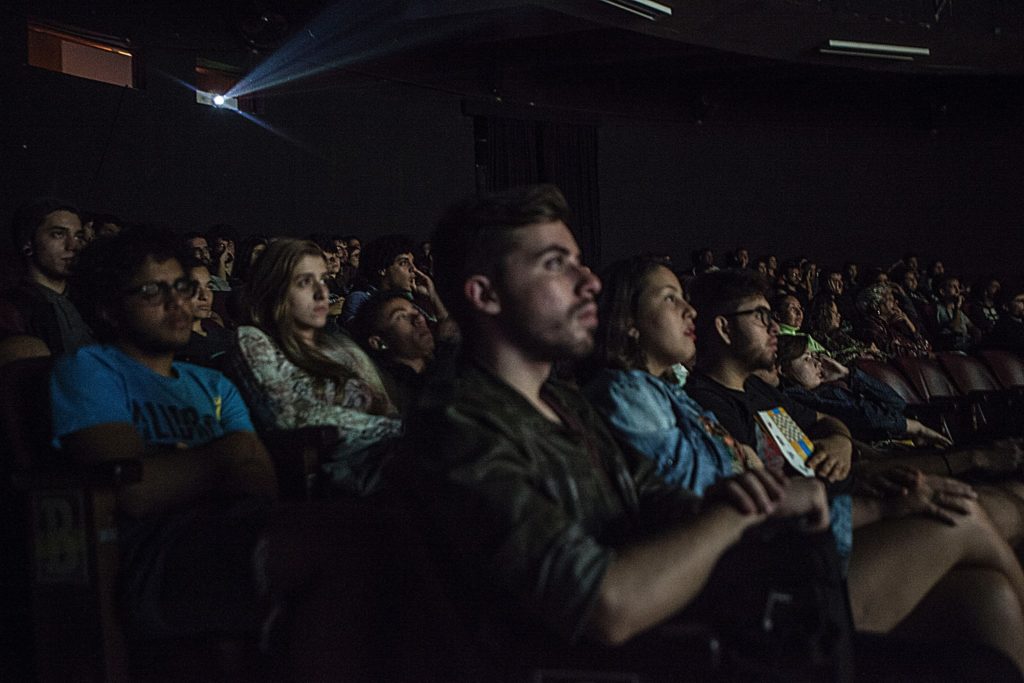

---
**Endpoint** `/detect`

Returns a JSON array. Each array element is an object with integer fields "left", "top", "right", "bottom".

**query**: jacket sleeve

[{"left": 232, "top": 327, "right": 402, "bottom": 455}]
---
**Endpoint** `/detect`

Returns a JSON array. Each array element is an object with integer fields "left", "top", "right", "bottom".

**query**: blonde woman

[{"left": 228, "top": 239, "right": 401, "bottom": 495}]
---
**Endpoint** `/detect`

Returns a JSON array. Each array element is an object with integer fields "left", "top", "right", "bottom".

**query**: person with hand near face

[
  {"left": 228, "top": 239, "right": 400, "bottom": 495},
  {"left": 339, "top": 233, "right": 456, "bottom": 341}
]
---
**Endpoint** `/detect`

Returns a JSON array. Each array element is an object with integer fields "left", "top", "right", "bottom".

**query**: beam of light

[
  {"left": 225, "top": 1, "right": 492, "bottom": 99},
  {"left": 154, "top": 68, "right": 322, "bottom": 157},
  {"left": 232, "top": 109, "right": 323, "bottom": 158}
]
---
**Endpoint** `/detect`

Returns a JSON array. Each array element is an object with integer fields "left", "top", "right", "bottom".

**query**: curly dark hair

[{"left": 70, "top": 225, "right": 180, "bottom": 343}]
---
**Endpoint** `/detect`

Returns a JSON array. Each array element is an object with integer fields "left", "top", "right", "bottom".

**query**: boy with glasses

[{"left": 50, "top": 225, "right": 277, "bottom": 639}]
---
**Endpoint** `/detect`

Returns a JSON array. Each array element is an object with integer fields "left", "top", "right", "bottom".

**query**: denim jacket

[
  {"left": 587, "top": 368, "right": 852, "bottom": 564},
  {"left": 584, "top": 368, "right": 742, "bottom": 493}
]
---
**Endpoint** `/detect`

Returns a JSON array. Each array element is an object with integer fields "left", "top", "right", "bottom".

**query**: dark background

[{"left": 3, "top": 1, "right": 1023, "bottom": 286}]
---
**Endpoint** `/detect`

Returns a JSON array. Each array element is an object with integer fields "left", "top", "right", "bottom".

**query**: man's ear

[
  {"left": 464, "top": 275, "right": 501, "bottom": 316},
  {"left": 367, "top": 335, "right": 384, "bottom": 351},
  {"left": 713, "top": 315, "right": 733, "bottom": 346}
]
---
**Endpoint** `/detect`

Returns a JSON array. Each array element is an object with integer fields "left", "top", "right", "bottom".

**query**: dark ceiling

[
  {"left": 20, "top": 0, "right": 1024, "bottom": 117},
  {"left": 260, "top": 0, "right": 1024, "bottom": 77}
]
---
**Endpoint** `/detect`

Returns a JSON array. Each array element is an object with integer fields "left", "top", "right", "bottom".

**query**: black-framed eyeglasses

[
  {"left": 123, "top": 277, "right": 198, "bottom": 305},
  {"left": 721, "top": 306, "right": 773, "bottom": 328}
]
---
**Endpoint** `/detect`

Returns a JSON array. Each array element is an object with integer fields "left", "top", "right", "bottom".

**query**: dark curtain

[{"left": 473, "top": 115, "right": 601, "bottom": 268}]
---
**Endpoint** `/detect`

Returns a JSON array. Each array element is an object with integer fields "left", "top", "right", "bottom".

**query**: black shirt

[{"left": 684, "top": 371, "right": 818, "bottom": 448}]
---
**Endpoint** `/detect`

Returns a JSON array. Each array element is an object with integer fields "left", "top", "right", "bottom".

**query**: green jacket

[{"left": 394, "top": 359, "right": 700, "bottom": 645}]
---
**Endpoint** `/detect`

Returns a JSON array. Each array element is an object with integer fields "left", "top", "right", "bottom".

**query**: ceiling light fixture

[
  {"left": 820, "top": 39, "right": 930, "bottom": 61},
  {"left": 596, "top": 0, "right": 672, "bottom": 21}
]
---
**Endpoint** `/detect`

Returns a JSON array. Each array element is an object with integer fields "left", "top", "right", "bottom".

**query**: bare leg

[
  {"left": 848, "top": 500, "right": 1024, "bottom": 643},
  {"left": 892, "top": 567, "right": 1024, "bottom": 674},
  {"left": 978, "top": 482, "right": 1024, "bottom": 546}
]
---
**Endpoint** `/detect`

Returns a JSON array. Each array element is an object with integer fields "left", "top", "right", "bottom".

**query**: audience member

[
  {"left": 776, "top": 259, "right": 809, "bottom": 308},
  {"left": 843, "top": 261, "right": 860, "bottom": 291},
  {"left": 983, "top": 289, "right": 1024, "bottom": 354},
  {"left": 726, "top": 246, "right": 749, "bottom": 269},
  {"left": 855, "top": 283, "right": 932, "bottom": 358},
  {"left": 339, "top": 233, "right": 451, "bottom": 334},
  {"left": 393, "top": 185, "right": 846, "bottom": 677},
  {"left": 206, "top": 224, "right": 239, "bottom": 287},
  {"left": 925, "top": 260, "right": 945, "bottom": 298},
  {"left": 682, "top": 268, "right": 1024, "bottom": 668},
  {"left": 228, "top": 239, "right": 401, "bottom": 495},
  {"left": 770, "top": 292, "right": 827, "bottom": 353},
  {"left": 966, "top": 276, "right": 1002, "bottom": 335},
  {"left": 344, "top": 236, "right": 361, "bottom": 270},
  {"left": 176, "top": 254, "right": 232, "bottom": 368},
  {"left": 689, "top": 246, "right": 717, "bottom": 275},
  {"left": 892, "top": 265, "right": 932, "bottom": 324},
  {"left": 0, "top": 197, "right": 94, "bottom": 361},
  {"left": 807, "top": 294, "right": 883, "bottom": 364},
  {"left": 233, "top": 234, "right": 269, "bottom": 284},
  {"left": 775, "top": 334, "right": 949, "bottom": 446},
  {"left": 182, "top": 231, "right": 230, "bottom": 292},
  {"left": 52, "top": 225, "right": 277, "bottom": 639},
  {"left": 351, "top": 289, "right": 454, "bottom": 413},
  {"left": 929, "top": 275, "right": 980, "bottom": 352}
]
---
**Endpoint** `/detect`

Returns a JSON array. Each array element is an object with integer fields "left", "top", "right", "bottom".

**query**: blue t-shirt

[{"left": 51, "top": 345, "right": 254, "bottom": 448}]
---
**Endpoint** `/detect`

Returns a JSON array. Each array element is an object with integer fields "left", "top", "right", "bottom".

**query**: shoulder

[
  {"left": 585, "top": 368, "right": 670, "bottom": 409},
  {"left": 235, "top": 325, "right": 279, "bottom": 357},
  {"left": 683, "top": 371, "right": 733, "bottom": 403},
  {"left": 172, "top": 359, "right": 236, "bottom": 390},
  {"left": 237, "top": 325, "right": 271, "bottom": 343},
  {"left": 53, "top": 344, "right": 121, "bottom": 375}
]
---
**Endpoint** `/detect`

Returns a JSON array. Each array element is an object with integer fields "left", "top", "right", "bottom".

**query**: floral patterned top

[{"left": 230, "top": 326, "right": 402, "bottom": 459}]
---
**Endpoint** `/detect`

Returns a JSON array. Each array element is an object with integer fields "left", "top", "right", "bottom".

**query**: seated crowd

[{"left": 2, "top": 190, "right": 1024, "bottom": 680}]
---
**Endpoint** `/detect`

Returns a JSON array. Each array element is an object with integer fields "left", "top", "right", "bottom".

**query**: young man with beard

[
  {"left": 685, "top": 269, "right": 1024, "bottom": 673},
  {"left": 49, "top": 226, "right": 277, "bottom": 639},
  {"left": 391, "top": 185, "right": 839, "bottom": 679},
  {"left": 687, "top": 270, "right": 854, "bottom": 482},
  {"left": 0, "top": 198, "right": 94, "bottom": 362}
]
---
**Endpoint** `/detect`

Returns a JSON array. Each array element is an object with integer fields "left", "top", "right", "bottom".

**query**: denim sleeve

[{"left": 586, "top": 371, "right": 732, "bottom": 495}]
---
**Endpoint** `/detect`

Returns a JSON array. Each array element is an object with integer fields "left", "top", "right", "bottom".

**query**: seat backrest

[
  {"left": 853, "top": 358, "right": 923, "bottom": 405},
  {"left": 937, "top": 353, "right": 1002, "bottom": 394},
  {"left": 893, "top": 356, "right": 960, "bottom": 401},
  {"left": 980, "top": 350, "right": 1024, "bottom": 389},
  {"left": 0, "top": 355, "right": 57, "bottom": 473}
]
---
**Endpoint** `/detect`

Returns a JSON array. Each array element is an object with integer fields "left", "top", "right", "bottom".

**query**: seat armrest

[{"left": 11, "top": 457, "right": 143, "bottom": 490}]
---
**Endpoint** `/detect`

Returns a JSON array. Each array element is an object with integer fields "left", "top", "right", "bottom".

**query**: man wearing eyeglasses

[
  {"left": 48, "top": 225, "right": 277, "bottom": 639},
  {"left": 685, "top": 269, "right": 854, "bottom": 484}
]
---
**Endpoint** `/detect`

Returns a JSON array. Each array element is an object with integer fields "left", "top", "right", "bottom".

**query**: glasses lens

[
  {"left": 138, "top": 283, "right": 163, "bottom": 302},
  {"left": 174, "top": 278, "right": 198, "bottom": 297}
]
